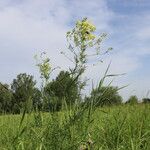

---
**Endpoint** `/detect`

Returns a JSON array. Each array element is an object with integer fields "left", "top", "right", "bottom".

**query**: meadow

[{"left": 0, "top": 104, "right": 150, "bottom": 150}]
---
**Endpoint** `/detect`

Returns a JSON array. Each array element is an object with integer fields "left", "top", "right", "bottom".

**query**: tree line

[
  {"left": 0, "top": 71, "right": 120, "bottom": 114},
  {"left": 0, "top": 71, "right": 149, "bottom": 114}
]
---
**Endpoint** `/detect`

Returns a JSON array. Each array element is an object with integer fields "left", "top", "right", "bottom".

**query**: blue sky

[{"left": 0, "top": 0, "right": 150, "bottom": 100}]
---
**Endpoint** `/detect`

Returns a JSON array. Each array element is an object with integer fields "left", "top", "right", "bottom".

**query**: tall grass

[{"left": 0, "top": 104, "right": 150, "bottom": 149}]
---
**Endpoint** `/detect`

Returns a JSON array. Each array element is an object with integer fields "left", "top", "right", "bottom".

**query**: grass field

[{"left": 0, "top": 104, "right": 150, "bottom": 150}]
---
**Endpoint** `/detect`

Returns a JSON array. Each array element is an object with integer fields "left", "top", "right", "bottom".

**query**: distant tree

[
  {"left": 45, "top": 71, "right": 79, "bottom": 111},
  {"left": 126, "top": 95, "right": 138, "bottom": 104},
  {"left": 11, "top": 73, "right": 36, "bottom": 113},
  {"left": 142, "top": 98, "right": 150, "bottom": 103},
  {"left": 89, "top": 86, "right": 122, "bottom": 107},
  {"left": 0, "top": 83, "right": 13, "bottom": 113}
]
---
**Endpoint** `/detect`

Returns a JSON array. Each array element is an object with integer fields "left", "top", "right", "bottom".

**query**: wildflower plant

[
  {"left": 58, "top": 18, "right": 113, "bottom": 149},
  {"left": 63, "top": 18, "right": 112, "bottom": 95},
  {"left": 34, "top": 52, "right": 51, "bottom": 87}
]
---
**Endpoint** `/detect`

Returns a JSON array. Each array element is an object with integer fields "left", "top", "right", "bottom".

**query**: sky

[{"left": 0, "top": 0, "right": 150, "bottom": 101}]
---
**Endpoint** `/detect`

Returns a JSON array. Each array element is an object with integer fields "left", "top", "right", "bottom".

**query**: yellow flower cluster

[{"left": 76, "top": 19, "right": 96, "bottom": 41}]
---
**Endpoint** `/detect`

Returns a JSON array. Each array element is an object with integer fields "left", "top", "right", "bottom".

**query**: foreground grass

[{"left": 0, "top": 104, "right": 150, "bottom": 150}]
